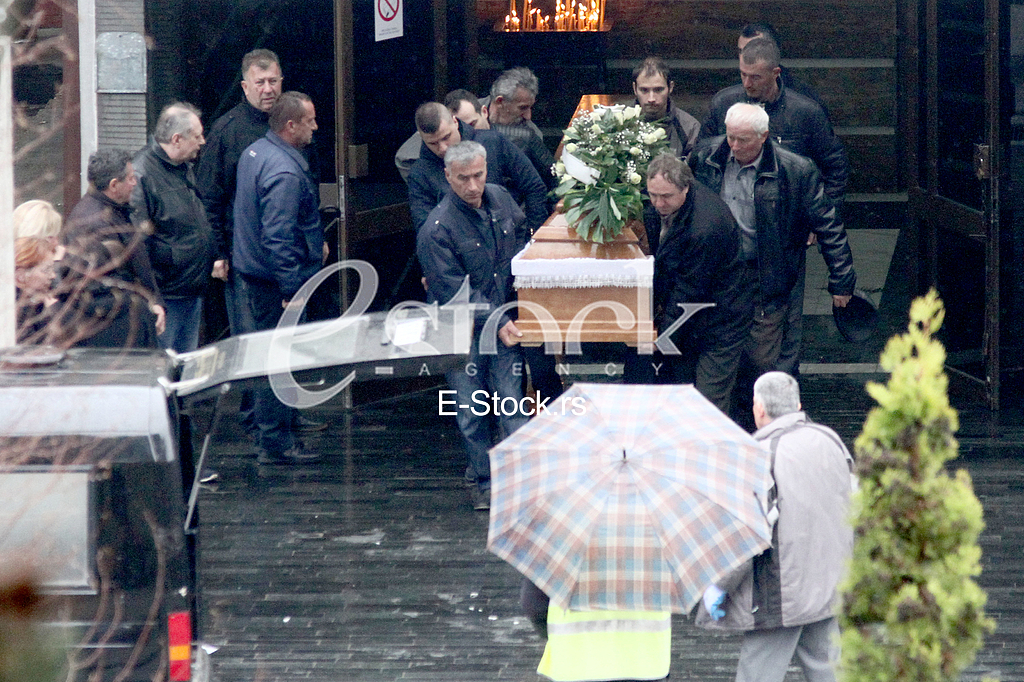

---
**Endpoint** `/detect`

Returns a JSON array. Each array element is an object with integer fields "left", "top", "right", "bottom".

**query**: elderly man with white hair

[
  {"left": 696, "top": 371, "right": 855, "bottom": 682},
  {"left": 689, "top": 102, "right": 855, "bottom": 386}
]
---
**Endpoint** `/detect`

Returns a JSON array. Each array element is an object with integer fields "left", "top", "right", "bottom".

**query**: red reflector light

[{"left": 168, "top": 611, "right": 191, "bottom": 681}]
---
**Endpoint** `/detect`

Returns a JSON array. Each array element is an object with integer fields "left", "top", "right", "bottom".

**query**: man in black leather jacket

[
  {"left": 701, "top": 37, "right": 849, "bottom": 379},
  {"left": 700, "top": 38, "right": 847, "bottom": 201},
  {"left": 690, "top": 103, "right": 855, "bottom": 381},
  {"left": 131, "top": 102, "right": 215, "bottom": 353}
]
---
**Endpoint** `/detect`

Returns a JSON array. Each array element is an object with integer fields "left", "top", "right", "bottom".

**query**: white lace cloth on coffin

[{"left": 511, "top": 243, "right": 654, "bottom": 289}]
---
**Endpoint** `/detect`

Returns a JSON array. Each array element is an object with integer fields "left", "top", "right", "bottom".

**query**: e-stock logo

[
  {"left": 266, "top": 260, "right": 714, "bottom": 409},
  {"left": 438, "top": 389, "right": 588, "bottom": 418}
]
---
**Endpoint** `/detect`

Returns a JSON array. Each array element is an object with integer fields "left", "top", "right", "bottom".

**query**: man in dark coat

[
  {"left": 407, "top": 103, "right": 547, "bottom": 233},
  {"left": 690, "top": 103, "right": 855, "bottom": 391},
  {"left": 59, "top": 149, "right": 164, "bottom": 349},
  {"left": 196, "top": 48, "right": 283, "bottom": 339},
  {"left": 483, "top": 68, "right": 558, "bottom": 194},
  {"left": 416, "top": 141, "right": 530, "bottom": 511},
  {"left": 644, "top": 153, "right": 752, "bottom": 413},
  {"left": 700, "top": 38, "right": 849, "bottom": 377},
  {"left": 233, "top": 91, "right": 324, "bottom": 465},
  {"left": 700, "top": 38, "right": 847, "bottom": 201},
  {"left": 131, "top": 102, "right": 215, "bottom": 353}
]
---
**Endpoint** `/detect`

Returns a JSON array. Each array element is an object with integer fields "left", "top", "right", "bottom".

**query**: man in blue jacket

[
  {"left": 233, "top": 91, "right": 324, "bottom": 465},
  {"left": 407, "top": 102, "right": 547, "bottom": 233},
  {"left": 417, "top": 141, "right": 530, "bottom": 510}
]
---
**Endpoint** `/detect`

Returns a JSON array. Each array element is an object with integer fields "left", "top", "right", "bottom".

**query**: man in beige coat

[{"left": 697, "top": 371, "right": 855, "bottom": 682}]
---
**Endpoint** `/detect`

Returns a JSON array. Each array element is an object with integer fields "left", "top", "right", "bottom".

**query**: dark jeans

[
  {"left": 225, "top": 269, "right": 256, "bottom": 432},
  {"left": 446, "top": 334, "right": 529, "bottom": 493},
  {"left": 238, "top": 274, "right": 296, "bottom": 455},
  {"left": 159, "top": 295, "right": 203, "bottom": 353},
  {"left": 521, "top": 343, "right": 564, "bottom": 399}
]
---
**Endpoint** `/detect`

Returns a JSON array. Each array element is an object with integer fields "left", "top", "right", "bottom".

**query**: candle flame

[{"left": 501, "top": 0, "right": 602, "bottom": 31}]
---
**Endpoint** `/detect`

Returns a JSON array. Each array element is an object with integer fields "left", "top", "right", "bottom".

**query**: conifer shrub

[{"left": 840, "top": 290, "right": 994, "bottom": 682}]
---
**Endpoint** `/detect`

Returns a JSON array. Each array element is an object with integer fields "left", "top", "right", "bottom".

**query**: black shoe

[
  {"left": 198, "top": 469, "right": 220, "bottom": 484},
  {"left": 257, "top": 445, "right": 322, "bottom": 465},
  {"left": 294, "top": 415, "right": 328, "bottom": 432},
  {"left": 470, "top": 488, "right": 491, "bottom": 511}
]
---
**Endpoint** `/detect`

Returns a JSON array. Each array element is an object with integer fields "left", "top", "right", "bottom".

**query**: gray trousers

[{"left": 736, "top": 617, "right": 839, "bottom": 682}]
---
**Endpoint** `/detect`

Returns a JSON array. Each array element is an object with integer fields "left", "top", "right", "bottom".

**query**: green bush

[{"left": 839, "top": 290, "right": 994, "bottom": 682}]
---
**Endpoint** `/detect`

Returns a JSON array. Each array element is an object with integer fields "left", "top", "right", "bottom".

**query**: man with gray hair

[
  {"left": 485, "top": 67, "right": 557, "bottom": 192},
  {"left": 487, "top": 67, "right": 540, "bottom": 134},
  {"left": 702, "top": 36, "right": 848, "bottom": 380},
  {"left": 642, "top": 152, "right": 751, "bottom": 412},
  {"left": 696, "top": 370, "right": 854, "bottom": 682},
  {"left": 131, "top": 102, "right": 215, "bottom": 353},
  {"left": 690, "top": 102, "right": 855, "bottom": 395},
  {"left": 416, "top": 140, "right": 530, "bottom": 511}
]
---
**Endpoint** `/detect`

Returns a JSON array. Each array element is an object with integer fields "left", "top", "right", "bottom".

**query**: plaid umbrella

[{"left": 487, "top": 382, "right": 773, "bottom": 614}]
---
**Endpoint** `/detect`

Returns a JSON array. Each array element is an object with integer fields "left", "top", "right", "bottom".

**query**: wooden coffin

[{"left": 512, "top": 212, "right": 655, "bottom": 345}]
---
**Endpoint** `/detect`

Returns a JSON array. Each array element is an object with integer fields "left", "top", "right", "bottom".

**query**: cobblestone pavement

[{"left": 195, "top": 375, "right": 1024, "bottom": 681}]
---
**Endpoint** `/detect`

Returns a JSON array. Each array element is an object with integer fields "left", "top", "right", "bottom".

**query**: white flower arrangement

[{"left": 553, "top": 104, "right": 669, "bottom": 243}]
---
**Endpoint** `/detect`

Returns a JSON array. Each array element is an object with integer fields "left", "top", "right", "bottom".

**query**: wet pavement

[{"left": 194, "top": 370, "right": 1024, "bottom": 682}]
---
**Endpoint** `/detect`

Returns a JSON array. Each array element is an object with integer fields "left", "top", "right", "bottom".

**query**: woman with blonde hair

[{"left": 13, "top": 199, "right": 64, "bottom": 260}]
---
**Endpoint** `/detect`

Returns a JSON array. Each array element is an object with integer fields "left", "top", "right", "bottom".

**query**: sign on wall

[
  {"left": 375, "top": 0, "right": 403, "bottom": 41},
  {"left": 97, "top": 32, "right": 147, "bottom": 93}
]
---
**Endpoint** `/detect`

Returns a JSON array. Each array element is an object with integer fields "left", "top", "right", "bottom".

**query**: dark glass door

[{"left": 905, "top": 0, "right": 1003, "bottom": 406}]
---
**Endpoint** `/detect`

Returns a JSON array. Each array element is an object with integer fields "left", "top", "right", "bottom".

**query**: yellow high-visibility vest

[{"left": 537, "top": 605, "right": 671, "bottom": 681}]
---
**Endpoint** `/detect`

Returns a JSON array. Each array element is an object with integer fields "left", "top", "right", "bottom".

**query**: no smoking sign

[{"left": 375, "top": 0, "right": 403, "bottom": 40}]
